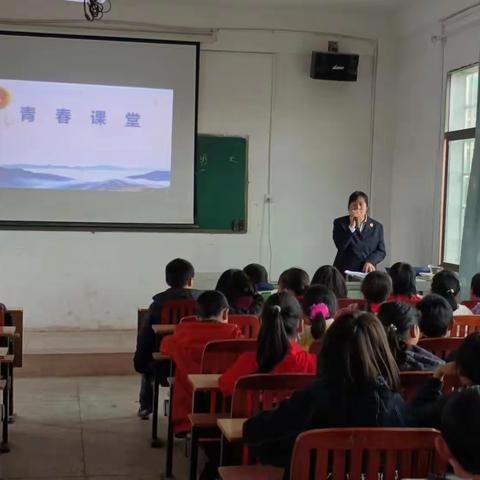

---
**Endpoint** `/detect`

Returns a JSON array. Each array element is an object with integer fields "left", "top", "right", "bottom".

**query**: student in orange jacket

[
  {"left": 160, "top": 290, "right": 242, "bottom": 434},
  {"left": 219, "top": 292, "right": 317, "bottom": 397}
]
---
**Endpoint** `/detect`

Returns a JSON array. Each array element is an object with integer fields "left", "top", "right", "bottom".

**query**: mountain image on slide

[
  {"left": 0, "top": 164, "right": 171, "bottom": 190},
  {"left": 126, "top": 170, "right": 170, "bottom": 181},
  {"left": 0, "top": 166, "right": 73, "bottom": 187}
]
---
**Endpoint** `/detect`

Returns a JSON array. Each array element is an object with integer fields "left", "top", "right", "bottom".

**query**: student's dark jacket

[
  {"left": 333, "top": 216, "right": 386, "bottom": 274},
  {"left": 398, "top": 345, "right": 445, "bottom": 372},
  {"left": 133, "top": 288, "right": 201, "bottom": 374},
  {"left": 243, "top": 376, "right": 407, "bottom": 470},
  {"left": 410, "top": 377, "right": 455, "bottom": 429}
]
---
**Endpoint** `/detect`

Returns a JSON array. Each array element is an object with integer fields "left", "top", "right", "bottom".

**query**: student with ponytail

[
  {"left": 299, "top": 285, "right": 337, "bottom": 350},
  {"left": 378, "top": 301, "right": 443, "bottom": 371},
  {"left": 431, "top": 270, "right": 472, "bottom": 316},
  {"left": 219, "top": 292, "right": 316, "bottom": 396}
]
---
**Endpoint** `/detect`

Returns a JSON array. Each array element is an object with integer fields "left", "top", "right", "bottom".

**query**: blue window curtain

[{"left": 460, "top": 61, "right": 480, "bottom": 297}]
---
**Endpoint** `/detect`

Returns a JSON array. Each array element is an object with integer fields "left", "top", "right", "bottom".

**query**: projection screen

[{"left": 0, "top": 32, "right": 199, "bottom": 228}]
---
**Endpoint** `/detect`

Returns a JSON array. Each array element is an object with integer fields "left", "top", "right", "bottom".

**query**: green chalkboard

[{"left": 196, "top": 135, "right": 247, "bottom": 231}]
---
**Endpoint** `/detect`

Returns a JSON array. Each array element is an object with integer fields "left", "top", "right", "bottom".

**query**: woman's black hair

[
  {"left": 311, "top": 265, "right": 348, "bottom": 299},
  {"left": 361, "top": 271, "right": 392, "bottom": 307},
  {"left": 278, "top": 268, "right": 310, "bottom": 297},
  {"left": 243, "top": 263, "right": 269, "bottom": 285},
  {"left": 378, "top": 301, "right": 419, "bottom": 367},
  {"left": 302, "top": 285, "right": 337, "bottom": 341},
  {"left": 471, "top": 273, "right": 480, "bottom": 298},
  {"left": 256, "top": 292, "right": 302, "bottom": 374},
  {"left": 431, "top": 270, "right": 461, "bottom": 311},
  {"left": 456, "top": 332, "right": 480, "bottom": 385},
  {"left": 441, "top": 386, "right": 480, "bottom": 475},
  {"left": 318, "top": 310, "right": 400, "bottom": 392},
  {"left": 416, "top": 294, "right": 453, "bottom": 338},
  {"left": 348, "top": 191, "right": 369, "bottom": 208},
  {"left": 389, "top": 262, "right": 417, "bottom": 297},
  {"left": 216, "top": 269, "right": 256, "bottom": 303}
]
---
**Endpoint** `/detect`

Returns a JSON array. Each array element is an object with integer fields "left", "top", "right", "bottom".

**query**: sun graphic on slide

[{"left": 0, "top": 87, "right": 11, "bottom": 109}]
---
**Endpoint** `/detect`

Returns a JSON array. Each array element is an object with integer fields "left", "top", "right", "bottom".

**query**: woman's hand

[
  {"left": 362, "top": 262, "right": 376, "bottom": 273},
  {"left": 433, "top": 362, "right": 458, "bottom": 381}
]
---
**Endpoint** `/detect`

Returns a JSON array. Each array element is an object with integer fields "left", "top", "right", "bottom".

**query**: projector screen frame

[{"left": 0, "top": 30, "right": 200, "bottom": 232}]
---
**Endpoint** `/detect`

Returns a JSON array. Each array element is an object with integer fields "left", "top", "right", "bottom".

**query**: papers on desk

[{"left": 345, "top": 270, "right": 368, "bottom": 280}]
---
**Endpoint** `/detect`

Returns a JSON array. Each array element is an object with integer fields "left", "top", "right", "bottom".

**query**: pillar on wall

[{"left": 459, "top": 67, "right": 480, "bottom": 298}]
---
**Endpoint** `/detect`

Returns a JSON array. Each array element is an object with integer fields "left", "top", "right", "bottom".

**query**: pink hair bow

[{"left": 310, "top": 303, "right": 330, "bottom": 320}]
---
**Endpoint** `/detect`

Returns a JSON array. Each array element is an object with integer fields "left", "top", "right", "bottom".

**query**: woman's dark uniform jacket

[{"left": 333, "top": 216, "right": 386, "bottom": 274}]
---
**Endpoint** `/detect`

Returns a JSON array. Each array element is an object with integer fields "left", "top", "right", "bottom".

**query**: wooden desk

[
  {"left": 0, "top": 327, "right": 15, "bottom": 337},
  {"left": 218, "top": 418, "right": 246, "bottom": 443},
  {"left": 152, "top": 324, "right": 176, "bottom": 335},
  {"left": 0, "top": 354, "right": 13, "bottom": 452},
  {"left": 188, "top": 374, "right": 220, "bottom": 392}
]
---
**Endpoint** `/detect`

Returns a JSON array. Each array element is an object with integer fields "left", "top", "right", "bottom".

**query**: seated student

[
  {"left": 277, "top": 267, "right": 310, "bottom": 300},
  {"left": 160, "top": 290, "right": 242, "bottom": 435},
  {"left": 431, "top": 270, "right": 472, "bottom": 316},
  {"left": 416, "top": 294, "right": 454, "bottom": 338},
  {"left": 388, "top": 262, "right": 422, "bottom": 302},
  {"left": 219, "top": 292, "right": 316, "bottom": 396},
  {"left": 311, "top": 265, "right": 348, "bottom": 299},
  {"left": 133, "top": 258, "right": 201, "bottom": 419},
  {"left": 361, "top": 271, "right": 392, "bottom": 313},
  {"left": 243, "top": 310, "right": 406, "bottom": 471},
  {"left": 215, "top": 269, "right": 264, "bottom": 315},
  {"left": 299, "top": 285, "right": 337, "bottom": 351},
  {"left": 470, "top": 273, "right": 480, "bottom": 314},
  {"left": 436, "top": 386, "right": 480, "bottom": 480},
  {"left": 411, "top": 332, "right": 480, "bottom": 429},
  {"left": 243, "top": 263, "right": 274, "bottom": 292},
  {"left": 378, "top": 301, "right": 443, "bottom": 371}
]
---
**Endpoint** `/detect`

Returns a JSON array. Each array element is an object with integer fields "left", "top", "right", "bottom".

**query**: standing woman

[{"left": 333, "top": 191, "right": 386, "bottom": 274}]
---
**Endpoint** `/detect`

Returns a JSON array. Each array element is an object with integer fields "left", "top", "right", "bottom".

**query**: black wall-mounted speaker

[{"left": 310, "top": 51, "right": 359, "bottom": 82}]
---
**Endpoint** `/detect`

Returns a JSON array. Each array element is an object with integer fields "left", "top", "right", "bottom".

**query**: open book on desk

[{"left": 344, "top": 270, "right": 368, "bottom": 281}]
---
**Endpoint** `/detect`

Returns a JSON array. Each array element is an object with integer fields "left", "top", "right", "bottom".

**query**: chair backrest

[
  {"left": 290, "top": 428, "right": 447, "bottom": 480},
  {"left": 179, "top": 315, "right": 198, "bottom": 324},
  {"left": 451, "top": 315, "right": 480, "bottom": 337},
  {"left": 160, "top": 299, "right": 197, "bottom": 325},
  {"left": 400, "top": 371, "right": 461, "bottom": 402},
  {"left": 228, "top": 314, "right": 260, "bottom": 339},
  {"left": 418, "top": 337, "right": 464, "bottom": 360},
  {"left": 201, "top": 339, "right": 258, "bottom": 374},
  {"left": 400, "top": 371, "right": 434, "bottom": 402},
  {"left": 462, "top": 300, "right": 478, "bottom": 310},
  {"left": 231, "top": 373, "right": 315, "bottom": 418},
  {"left": 337, "top": 298, "right": 364, "bottom": 309}
]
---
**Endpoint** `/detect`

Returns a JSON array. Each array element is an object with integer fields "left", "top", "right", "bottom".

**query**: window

[{"left": 442, "top": 64, "right": 478, "bottom": 267}]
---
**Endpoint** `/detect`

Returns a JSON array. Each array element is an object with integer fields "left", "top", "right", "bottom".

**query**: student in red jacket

[
  {"left": 219, "top": 292, "right": 316, "bottom": 396},
  {"left": 160, "top": 290, "right": 242, "bottom": 434}
]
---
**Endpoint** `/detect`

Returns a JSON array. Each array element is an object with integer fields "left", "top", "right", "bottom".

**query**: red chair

[
  {"left": 451, "top": 315, "right": 480, "bottom": 337},
  {"left": 220, "top": 428, "right": 446, "bottom": 480},
  {"left": 160, "top": 299, "right": 197, "bottom": 325},
  {"left": 228, "top": 315, "right": 260, "bottom": 339},
  {"left": 188, "top": 340, "right": 258, "bottom": 480},
  {"left": 418, "top": 337, "right": 464, "bottom": 360},
  {"left": 400, "top": 371, "right": 461, "bottom": 402},
  {"left": 337, "top": 298, "right": 364, "bottom": 309},
  {"left": 462, "top": 300, "right": 479, "bottom": 310}
]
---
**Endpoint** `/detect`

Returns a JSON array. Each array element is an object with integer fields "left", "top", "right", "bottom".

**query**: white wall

[
  {"left": 390, "top": 0, "right": 480, "bottom": 266},
  {"left": 0, "top": 0, "right": 395, "bottom": 330}
]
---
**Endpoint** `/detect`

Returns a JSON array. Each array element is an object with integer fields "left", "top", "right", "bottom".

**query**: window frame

[{"left": 440, "top": 62, "right": 478, "bottom": 269}]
